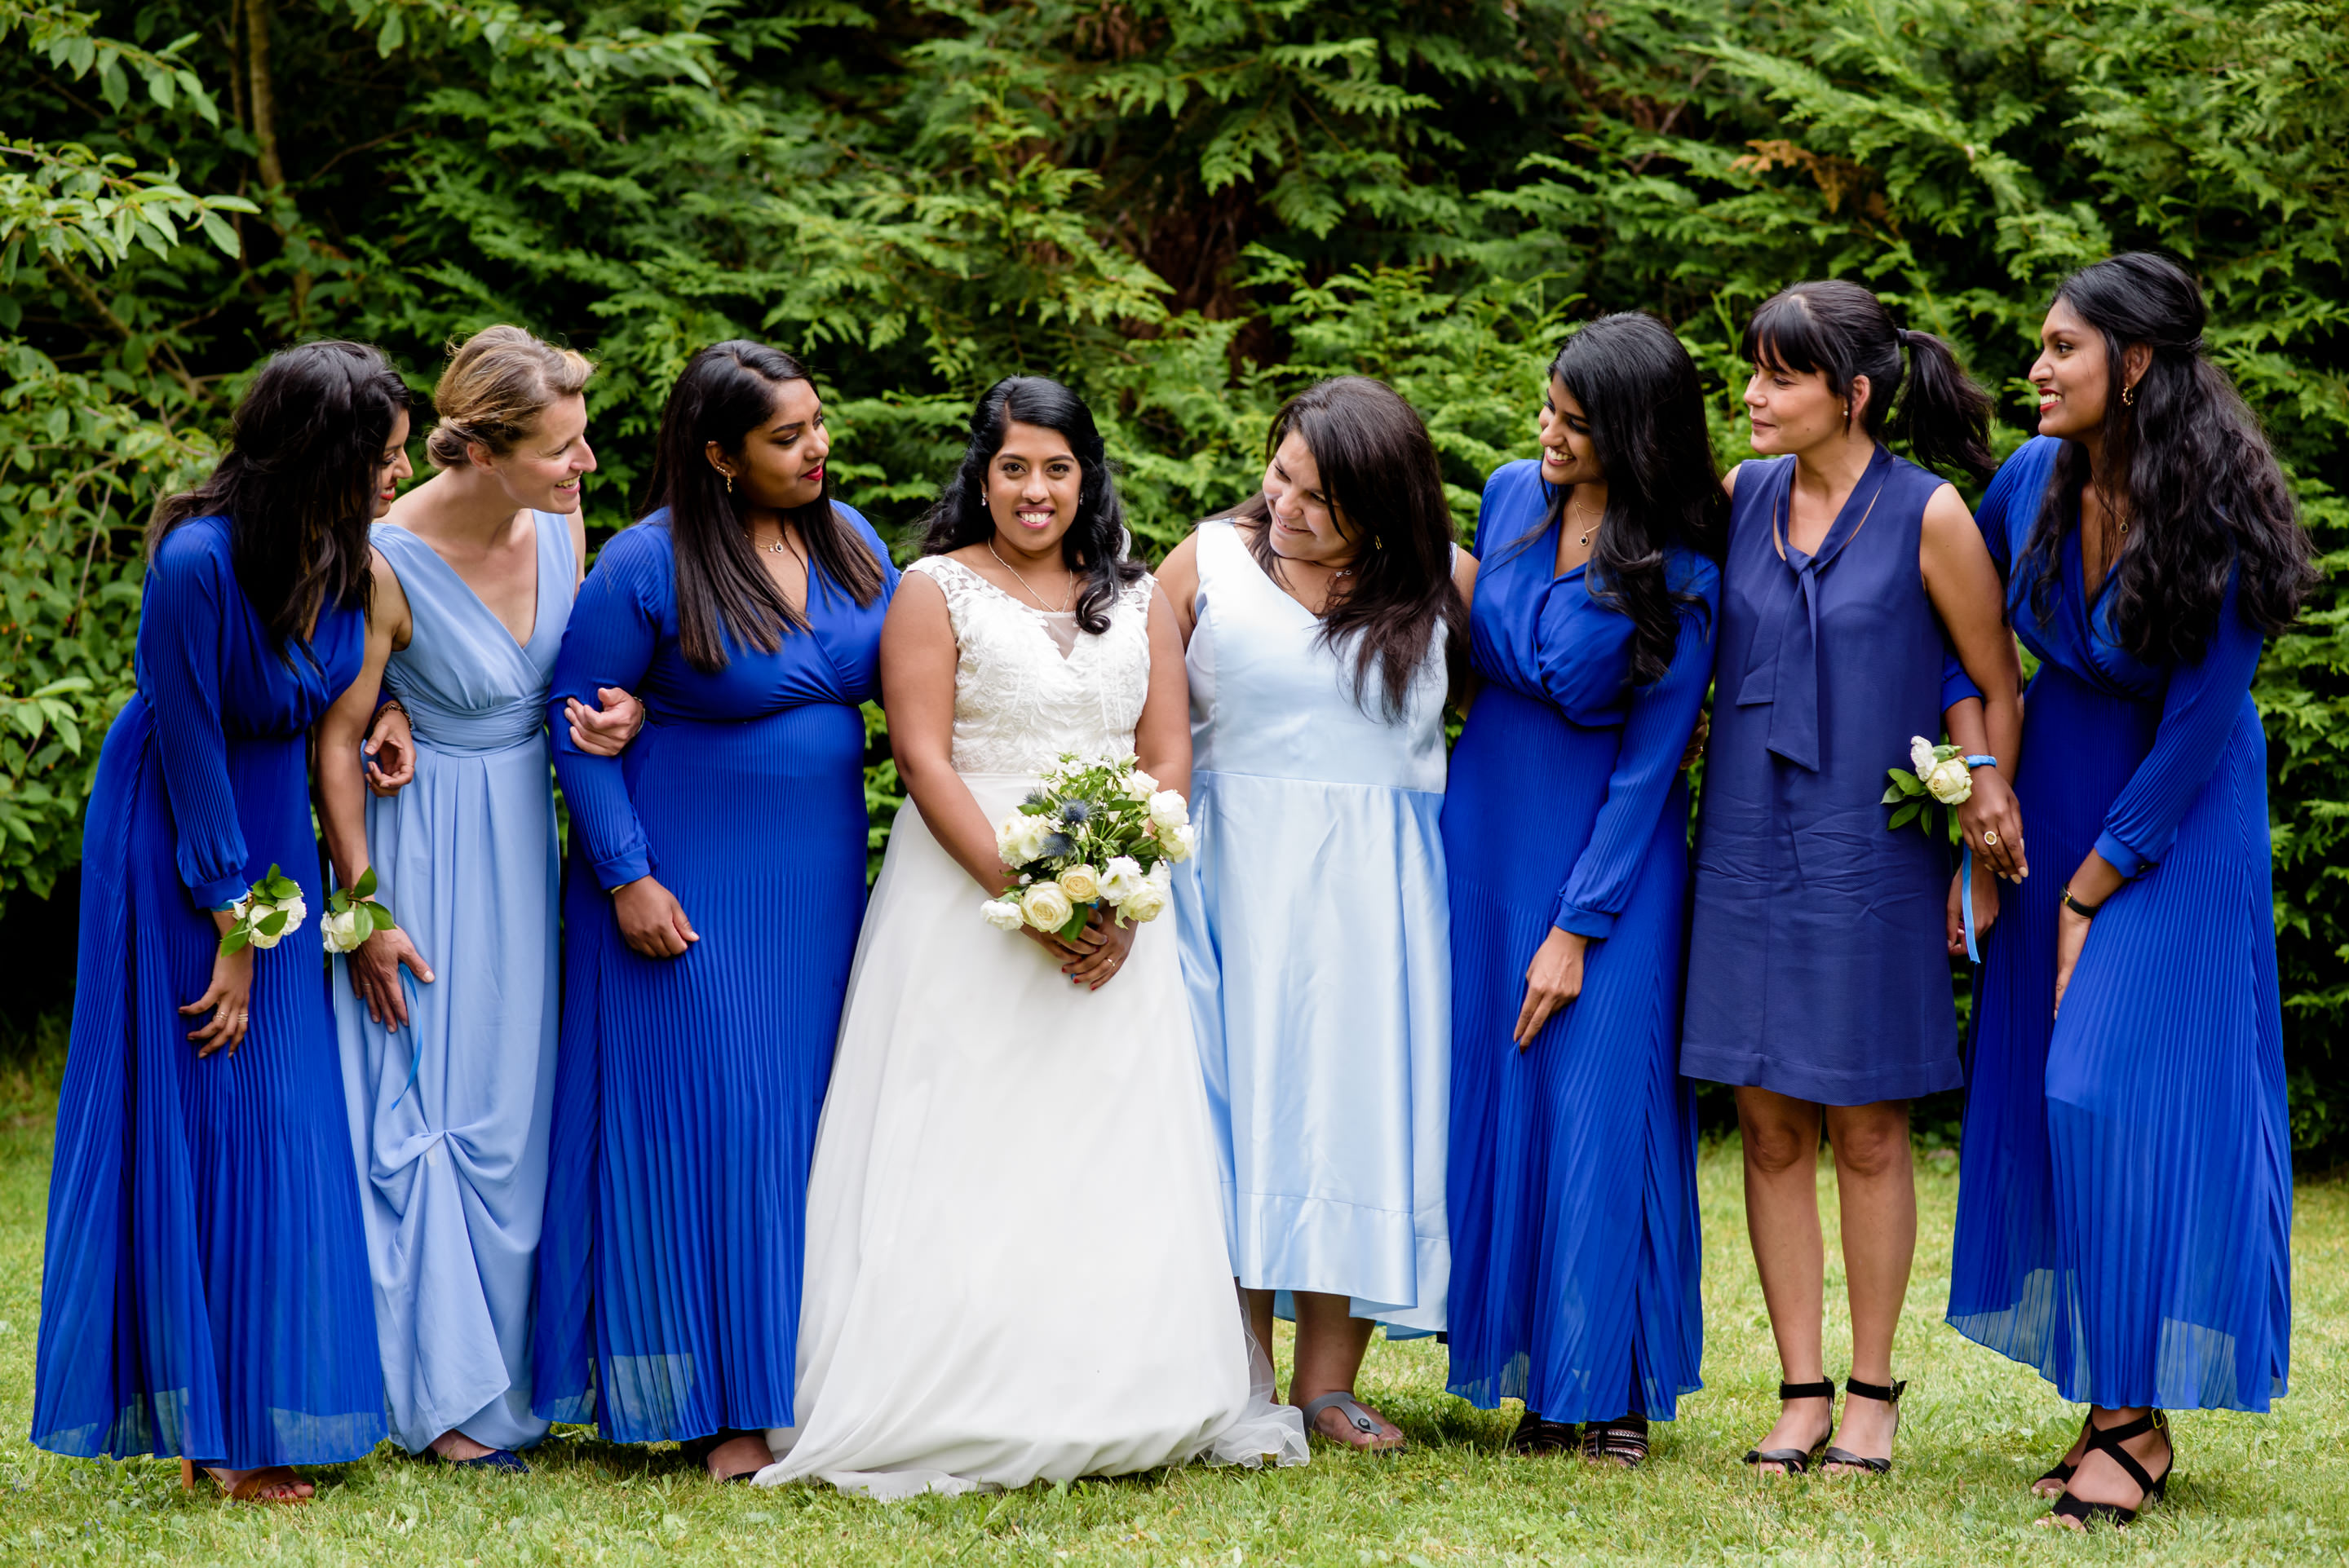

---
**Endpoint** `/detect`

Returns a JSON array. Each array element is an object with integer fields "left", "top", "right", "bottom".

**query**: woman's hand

[
  {"left": 1059, "top": 906, "right": 1136, "bottom": 991},
  {"left": 1679, "top": 708, "right": 1710, "bottom": 773},
  {"left": 183, "top": 925, "right": 255, "bottom": 1057},
  {"left": 346, "top": 924, "right": 436, "bottom": 1027},
  {"left": 2052, "top": 905, "right": 2091, "bottom": 1018},
  {"left": 1946, "top": 859, "right": 2002, "bottom": 956},
  {"left": 613, "top": 876, "right": 698, "bottom": 958},
  {"left": 1514, "top": 927, "right": 1588, "bottom": 1048},
  {"left": 1955, "top": 766, "right": 2028, "bottom": 881},
  {"left": 568, "top": 687, "right": 646, "bottom": 757},
  {"left": 364, "top": 702, "right": 416, "bottom": 797}
]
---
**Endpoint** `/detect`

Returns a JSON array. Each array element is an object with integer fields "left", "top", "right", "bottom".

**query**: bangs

[{"left": 1740, "top": 289, "right": 1832, "bottom": 376}]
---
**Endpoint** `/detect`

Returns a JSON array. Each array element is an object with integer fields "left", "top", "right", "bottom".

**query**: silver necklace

[{"left": 988, "top": 537, "right": 1072, "bottom": 612}]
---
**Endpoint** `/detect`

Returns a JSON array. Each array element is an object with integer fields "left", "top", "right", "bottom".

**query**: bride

[{"left": 755, "top": 377, "right": 1307, "bottom": 1496}]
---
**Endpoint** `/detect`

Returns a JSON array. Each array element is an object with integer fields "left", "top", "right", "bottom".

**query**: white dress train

[{"left": 756, "top": 555, "right": 1307, "bottom": 1499}]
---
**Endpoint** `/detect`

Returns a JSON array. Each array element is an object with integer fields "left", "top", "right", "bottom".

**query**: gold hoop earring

[
  {"left": 723, "top": 471, "right": 735, "bottom": 494},
  {"left": 2121, "top": 383, "right": 2135, "bottom": 408}
]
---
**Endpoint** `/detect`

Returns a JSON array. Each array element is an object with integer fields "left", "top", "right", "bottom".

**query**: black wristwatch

[{"left": 2059, "top": 885, "right": 2103, "bottom": 920}]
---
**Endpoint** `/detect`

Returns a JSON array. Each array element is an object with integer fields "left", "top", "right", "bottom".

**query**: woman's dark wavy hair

[
  {"left": 1503, "top": 313, "right": 1727, "bottom": 686},
  {"left": 148, "top": 339, "right": 408, "bottom": 644},
  {"left": 2019, "top": 251, "right": 2316, "bottom": 663},
  {"left": 1225, "top": 376, "right": 1467, "bottom": 716},
  {"left": 920, "top": 376, "right": 1144, "bottom": 634},
  {"left": 644, "top": 340, "right": 886, "bottom": 673},
  {"left": 1741, "top": 279, "right": 1997, "bottom": 484}
]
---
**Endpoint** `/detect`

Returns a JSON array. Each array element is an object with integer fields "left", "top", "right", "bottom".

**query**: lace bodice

[{"left": 909, "top": 554, "right": 1157, "bottom": 777}]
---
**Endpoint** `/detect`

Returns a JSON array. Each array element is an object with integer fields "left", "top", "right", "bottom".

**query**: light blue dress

[
  {"left": 1174, "top": 518, "right": 1450, "bottom": 1332},
  {"left": 333, "top": 514, "right": 573, "bottom": 1455}
]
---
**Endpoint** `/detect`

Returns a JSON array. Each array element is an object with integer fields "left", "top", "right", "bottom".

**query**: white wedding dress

[{"left": 755, "top": 554, "right": 1308, "bottom": 1498}]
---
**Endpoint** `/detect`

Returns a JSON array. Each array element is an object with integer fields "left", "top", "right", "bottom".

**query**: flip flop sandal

[
  {"left": 180, "top": 1457, "right": 312, "bottom": 1504},
  {"left": 1298, "top": 1391, "right": 1405, "bottom": 1452}
]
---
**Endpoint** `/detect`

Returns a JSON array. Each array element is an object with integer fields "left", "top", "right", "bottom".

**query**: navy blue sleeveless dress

[{"left": 1681, "top": 446, "right": 1963, "bottom": 1106}]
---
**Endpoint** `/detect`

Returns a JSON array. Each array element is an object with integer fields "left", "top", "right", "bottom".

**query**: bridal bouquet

[
  {"left": 1882, "top": 735, "right": 1972, "bottom": 844},
  {"left": 981, "top": 753, "right": 1196, "bottom": 939}
]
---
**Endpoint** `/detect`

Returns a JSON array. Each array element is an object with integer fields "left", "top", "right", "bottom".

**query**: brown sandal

[{"left": 180, "top": 1456, "right": 313, "bottom": 1504}]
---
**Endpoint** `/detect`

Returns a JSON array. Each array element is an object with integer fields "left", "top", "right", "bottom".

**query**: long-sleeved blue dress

[
  {"left": 33, "top": 515, "right": 388, "bottom": 1470},
  {"left": 1947, "top": 436, "right": 2289, "bottom": 1412},
  {"left": 532, "top": 508, "right": 896, "bottom": 1443},
  {"left": 1681, "top": 446, "right": 1966, "bottom": 1105},
  {"left": 1443, "top": 460, "right": 1715, "bottom": 1422},
  {"left": 333, "top": 515, "right": 574, "bottom": 1455}
]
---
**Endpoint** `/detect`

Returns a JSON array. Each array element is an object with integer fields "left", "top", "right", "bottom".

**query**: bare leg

[
  {"left": 1287, "top": 1290, "right": 1401, "bottom": 1449},
  {"left": 1736, "top": 1086, "right": 1833, "bottom": 1471},
  {"left": 1820, "top": 1099, "right": 1915, "bottom": 1472},
  {"left": 1242, "top": 1284, "right": 1277, "bottom": 1375}
]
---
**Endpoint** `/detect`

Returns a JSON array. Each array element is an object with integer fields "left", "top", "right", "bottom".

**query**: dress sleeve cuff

[
  {"left": 593, "top": 846, "right": 655, "bottom": 892},
  {"left": 2093, "top": 829, "right": 2152, "bottom": 881},
  {"left": 1552, "top": 904, "right": 1616, "bottom": 941},
  {"left": 191, "top": 871, "right": 247, "bottom": 912}
]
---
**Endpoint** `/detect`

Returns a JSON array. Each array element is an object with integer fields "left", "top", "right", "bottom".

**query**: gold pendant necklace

[{"left": 988, "top": 537, "right": 1072, "bottom": 612}]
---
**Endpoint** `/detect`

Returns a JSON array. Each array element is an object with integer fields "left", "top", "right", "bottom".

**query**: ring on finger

[{"left": 1982, "top": 830, "right": 1999, "bottom": 846}]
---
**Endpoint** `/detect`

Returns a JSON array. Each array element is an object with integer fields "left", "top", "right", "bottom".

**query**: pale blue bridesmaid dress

[
  {"left": 1174, "top": 517, "right": 1451, "bottom": 1333},
  {"left": 332, "top": 513, "right": 573, "bottom": 1455}
]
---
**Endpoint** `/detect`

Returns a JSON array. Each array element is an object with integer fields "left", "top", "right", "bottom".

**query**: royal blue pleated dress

[
  {"left": 532, "top": 506, "right": 896, "bottom": 1443},
  {"left": 33, "top": 515, "right": 387, "bottom": 1470},
  {"left": 1443, "top": 461, "right": 1714, "bottom": 1422},
  {"left": 1946, "top": 436, "right": 2289, "bottom": 1411},
  {"left": 1681, "top": 446, "right": 1965, "bottom": 1104},
  {"left": 333, "top": 515, "right": 574, "bottom": 1455}
]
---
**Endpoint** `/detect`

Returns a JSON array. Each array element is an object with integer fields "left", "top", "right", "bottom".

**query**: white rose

[
  {"left": 1058, "top": 864, "right": 1102, "bottom": 903},
  {"left": 994, "top": 814, "right": 1027, "bottom": 859},
  {"left": 1099, "top": 855, "right": 1147, "bottom": 903},
  {"left": 321, "top": 905, "right": 369, "bottom": 954},
  {"left": 1126, "top": 768, "right": 1158, "bottom": 800},
  {"left": 1162, "top": 822, "right": 1197, "bottom": 862},
  {"left": 1924, "top": 754, "right": 1975, "bottom": 806},
  {"left": 980, "top": 898, "right": 1025, "bottom": 932},
  {"left": 1119, "top": 877, "right": 1170, "bottom": 923},
  {"left": 1022, "top": 882, "right": 1074, "bottom": 931},
  {"left": 277, "top": 890, "right": 307, "bottom": 932},
  {"left": 1145, "top": 789, "right": 1189, "bottom": 833},
  {"left": 1909, "top": 735, "right": 1938, "bottom": 780}
]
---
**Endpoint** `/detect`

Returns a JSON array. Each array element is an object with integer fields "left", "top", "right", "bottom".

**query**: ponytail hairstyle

[
  {"left": 643, "top": 340, "right": 886, "bottom": 673},
  {"left": 1741, "top": 280, "right": 1996, "bottom": 483},
  {"left": 2019, "top": 252, "right": 2315, "bottom": 663},
  {"left": 424, "top": 325, "right": 593, "bottom": 468},
  {"left": 1225, "top": 376, "right": 1467, "bottom": 716},
  {"left": 148, "top": 339, "right": 409, "bottom": 645},
  {"left": 1503, "top": 314, "right": 1727, "bottom": 686},
  {"left": 920, "top": 376, "right": 1144, "bottom": 635}
]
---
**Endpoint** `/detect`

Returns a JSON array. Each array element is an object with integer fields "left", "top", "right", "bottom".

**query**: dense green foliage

[{"left": 3, "top": 0, "right": 2343, "bottom": 1149}]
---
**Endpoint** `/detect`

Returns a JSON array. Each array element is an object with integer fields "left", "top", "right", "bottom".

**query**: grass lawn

[{"left": 2, "top": 1046, "right": 2343, "bottom": 1566}]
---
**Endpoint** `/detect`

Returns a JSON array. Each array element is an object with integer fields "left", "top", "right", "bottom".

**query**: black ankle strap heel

[
  {"left": 1820, "top": 1376, "right": 1906, "bottom": 1475},
  {"left": 1742, "top": 1379, "right": 1837, "bottom": 1474},
  {"left": 2049, "top": 1411, "right": 2172, "bottom": 1529}
]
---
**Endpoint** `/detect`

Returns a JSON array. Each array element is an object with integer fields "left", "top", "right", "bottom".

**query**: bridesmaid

[
  {"left": 1160, "top": 375, "right": 1472, "bottom": 1451},
  {"left": 33, "top": 342, "right": 404, "bottom": 1501},
  {"left": 315, "top": 325, "right": 595, "bottom": 1470},
  {"left": 1443, "top": 314, "right": 1723, "bottom": 1467},
  {"left": 1945, "top": 254, "right": 2311, "bottom": 1528},
  {"left": 530, "top": 341, "right": 896, "bottom": 1482},
  {"left": 1679, "top": 281, "right": 2024, "bottom": 1477}
]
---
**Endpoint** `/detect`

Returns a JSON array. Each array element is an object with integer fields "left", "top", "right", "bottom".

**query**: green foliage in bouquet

[
  {"left": 219, "top": 862, "right": 302, "bottom": 955},
  {"left": 990, "top": 753, "right": 1189, "bottom": 938}
]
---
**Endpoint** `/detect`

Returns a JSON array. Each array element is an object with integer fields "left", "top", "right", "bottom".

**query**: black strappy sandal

[
  {"left": 1581, "top": 1414, "right": 1649, "bottom": 1468},
  {"left": 1509, "top": 1408, "right": 1579, "bottom": 1455},
  {"left": 1742, "top": 1379, "right": 1837, "bottom": 1474},
  {"left": 1820, "top": 1376, "right": 1906, "bottom": 1475},
  {"left": 2047, "top": 1411, "right": 2171, "bottom": 1530}
]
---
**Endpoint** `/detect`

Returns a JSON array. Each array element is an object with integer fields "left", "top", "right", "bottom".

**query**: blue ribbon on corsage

[{"left": 1958, "top": 753, "right": 1999, "bottom": 964}]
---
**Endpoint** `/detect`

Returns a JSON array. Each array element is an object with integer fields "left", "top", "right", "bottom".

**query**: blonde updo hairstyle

[{"left": 423, "top": 325, "right": 594, "bottom": 469}]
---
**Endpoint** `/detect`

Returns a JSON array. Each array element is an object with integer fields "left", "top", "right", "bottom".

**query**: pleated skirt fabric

[
  {"left": 760, "top": 778, "right": 1307, "bottom": 1497},
  {"left": 334, "top": 733, "right": 559, "bottom": 1454},
  {"left": 33, "top": 700, "right": 387, "bottom": 1469},
  {"left": 1441, "top": 685, "right": 1703, "bottom": 1422},
  {"left": 1948, "top": 662, "right": 2290, "bottom": 1411},
  {"left": 531, "top": 702, "right": 869, "bottom": 1442}
]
